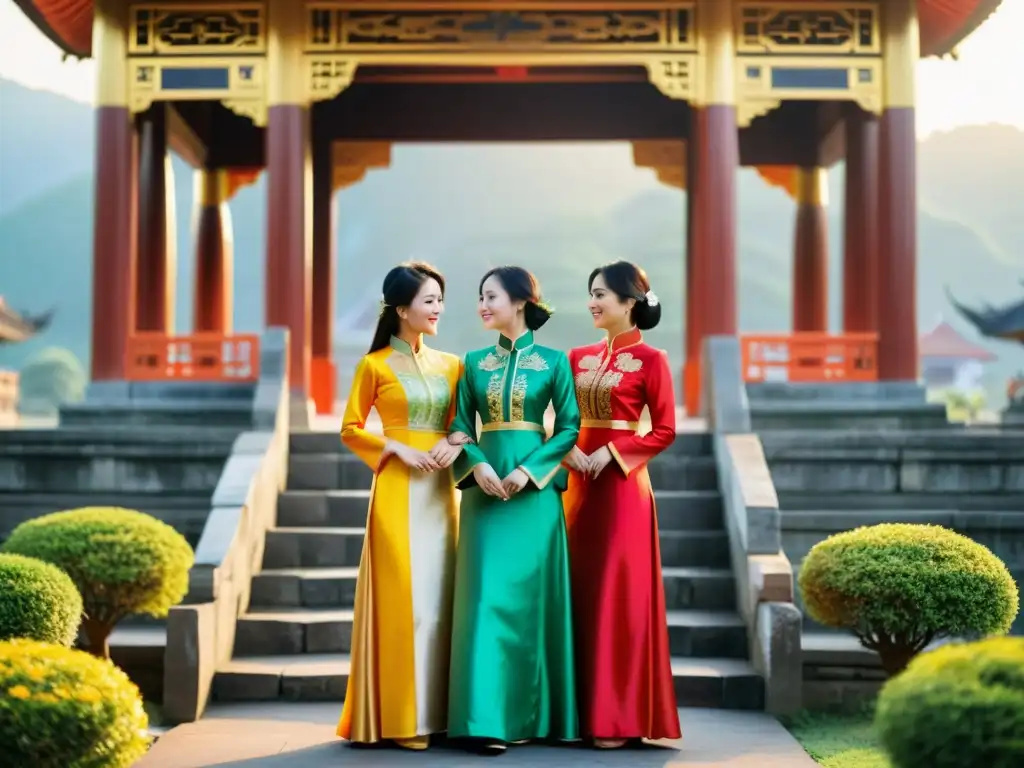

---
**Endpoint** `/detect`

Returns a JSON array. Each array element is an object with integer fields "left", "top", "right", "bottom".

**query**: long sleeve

[
  {"left": 608, "top": 349, "right": 676, "bottom": 476},
  {"left": 450, "top": 357, "right": 488, "bottom": 486},
  {"left": 520, "top": 352, "right": 581, "bottom": 490},
  {"left": 444, "top": 357, "right": 465, "bottom": 430},
  {"left": 340, "top": 357, "right": 386, "bottom": 470}
]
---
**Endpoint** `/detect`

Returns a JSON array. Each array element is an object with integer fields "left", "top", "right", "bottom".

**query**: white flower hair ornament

[{"left": 644, "top": 290, "right": 659, "bottom": 307}]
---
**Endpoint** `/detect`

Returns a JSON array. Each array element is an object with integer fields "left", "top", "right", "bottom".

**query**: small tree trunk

[
  {"left": 81, "top": 617, "right": 112, "bottom": 659},
  {"left": 875, "top": 636, "right": 918, "bottom": 677}
]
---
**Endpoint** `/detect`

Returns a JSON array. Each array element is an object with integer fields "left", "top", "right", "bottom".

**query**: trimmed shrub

[
  {"left": 799, "top": 523, "right": 1019, "bottom": 675},
  {"left": 876, "top": 636, "right": 1024, "bottom": 768},
  {"left": 0, "top": 553, "right": 82, "bottom": 646},
  {"left": 1, "top": 507, "right": 194, "bottom": 658},
  {"left": 0, "top": 638, "right": 150, "bottom": 767}
]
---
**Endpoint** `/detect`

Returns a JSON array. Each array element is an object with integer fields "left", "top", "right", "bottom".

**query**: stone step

[
  {"left": 60, "top": 399, "right": 255, "bottom": 428},
  {"left": 287, "top": 454, "right": 374, "bottom": 491},
  {"left": 751, "top": 401, "right": 951, "bottom": 431},
  {"left": 250, "top": 565, "right": 735, "bottom": 612},
  {"left": 262, "top": 527, "right": 730, "bottom": 570},
  {"left": 287, "top": 453, "right": 718, "bottom": 493},
  {"left": 746, "top": 381, "right": 928, "bottom": 404},
  {"left": 276, "top": 489, "right": 724, "bottom": 531},
  {"left": 233, "top": 609, "right": 354, "bottom": 657},
  {"left": 212, "top": 654, "right": 763, "bottom": 709},
  {"left": 232, "top": 606, "right": 746, "bottom": 659},
  {"left": 290, "top": 430, "right": 714, "bottom": 458},
  {"left": 659, "top": 530, "right": 730, "bottom": 569},
  {"left": 779, "top": 492, "right": 1024, "bottom": 511}
]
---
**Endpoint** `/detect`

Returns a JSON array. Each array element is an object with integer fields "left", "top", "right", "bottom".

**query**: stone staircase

[{"left": 210, "top": 429, "right": 766, "bottom": 710}]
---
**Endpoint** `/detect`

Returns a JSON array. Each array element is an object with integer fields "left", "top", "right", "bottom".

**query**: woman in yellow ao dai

[{"left": 336, "top": 262, "right": 466, "bottom": 751}]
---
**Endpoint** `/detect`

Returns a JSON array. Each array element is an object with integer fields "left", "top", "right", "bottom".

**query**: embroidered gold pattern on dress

[
  {"left": 509, "top": 374, "right": 528, "bottom": 422},
  {"left": 485, "top": 372, "right": 504, "bottom": 423},
  {"left": 574, "top": 347, "right": 641, "bottom": 421},
  {"left": 518, "top": 351, "right": 549, "bottom": 372},
  {"left": 614, "top": 352, "right": 644, "bottom": 373},
  {"left": 594, "top": 370, "right": 624, "bottom": 419},
  {"left": 478, "top": 352, "right": 507, "bottom": 372}
]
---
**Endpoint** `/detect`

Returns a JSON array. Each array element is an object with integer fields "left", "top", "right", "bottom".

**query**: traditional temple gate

[{"left": 72, "top": 0, "right": 936, "bottom": 414}]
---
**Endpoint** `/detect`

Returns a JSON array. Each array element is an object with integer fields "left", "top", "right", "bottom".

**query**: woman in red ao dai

[{"left": 563, "top": 260, "right": 681, "bottom": 748}]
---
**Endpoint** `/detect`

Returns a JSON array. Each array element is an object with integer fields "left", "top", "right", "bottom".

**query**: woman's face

[
  {"left": 478, "top": 275, "right": 521, "bottom": 332},
  {"left": 587, "top": 273, "right": 633, "bottom": 331},
  {"left": 399, "top": 277, "right": 444, "bottom": 336}
]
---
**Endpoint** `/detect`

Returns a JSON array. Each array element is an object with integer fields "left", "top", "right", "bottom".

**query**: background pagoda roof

[
  {"left": 0, "top": 296, "right": 54, "bottom": 344},
  {"left": 948, "top": 287, "right": 1024, "bottom": 342},
  {"left": 12, "top": 0, "right": 1006, "bottom": 60},
  {"left": 919, "top": 318, "right": 998, "bottom": 360}
]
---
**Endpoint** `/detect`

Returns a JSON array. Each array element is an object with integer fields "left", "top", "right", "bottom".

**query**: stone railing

[
  {"left": 701, "top": 336, "right": 802, "bottom": 715},
  {"left": 163, "top": 329, "right": 290, "bottom": 723}
]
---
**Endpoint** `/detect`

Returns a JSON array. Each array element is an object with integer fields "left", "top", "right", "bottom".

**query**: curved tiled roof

[
  {"left": 0, "top": 297, "right": 54, "bottom": 344},
  {"left": 919, "top": 320, "right": 998, "bottom": 360},
  {"left": 11, "top": 0, "right": 1006, "bottom": 60}
]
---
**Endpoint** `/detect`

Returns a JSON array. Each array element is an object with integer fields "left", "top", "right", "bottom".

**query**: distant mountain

[
  {"left": 0, "top": 78, "right": 1020, "bottom": 407},
  {"left": 0, "top": 79, "right": 94, "bottom": 214},
  {"left": 918, "top": 124, "right": 1024, "bottom": 263}
]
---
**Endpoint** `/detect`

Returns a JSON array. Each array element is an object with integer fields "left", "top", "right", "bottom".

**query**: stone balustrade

[
  {"left": 701, "top": 336, "right": 802, "bottom": 715},
  {"left": 163, "top": 329, "right": 291, "bottom": 723}
]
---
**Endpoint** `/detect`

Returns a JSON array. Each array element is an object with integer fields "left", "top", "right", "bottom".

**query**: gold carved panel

[
  {"left": 305, "top": 4, "right": 697, "bottom": 54},
  {"left": 128, "top": 3, "right": 267, "bottom": 55},
  {"left": 736, "top": 3, "right": 880, "bottom": 56}
]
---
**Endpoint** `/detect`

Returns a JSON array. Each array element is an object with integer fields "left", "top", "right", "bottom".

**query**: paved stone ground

[{"left": 139, "top": 703, "right": 817, "bottom": 767}]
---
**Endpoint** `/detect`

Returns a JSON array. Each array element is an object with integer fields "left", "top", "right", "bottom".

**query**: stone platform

[{"left": 139, "top": 703, "right": 816, "bottom": 767}]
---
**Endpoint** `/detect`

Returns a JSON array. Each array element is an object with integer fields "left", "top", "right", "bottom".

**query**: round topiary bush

[
  {"left": 798, "top": 523, "right": 1019, "bottom": 675},
  {"left": 1, "top": 507, "right": 194, "bottom": 657},
  {"left": 0, "top": 638, "right": 150, "bottom": 767},
  {"left": 0, "top": 553, "right": 82, "bottom": 646},
  {"left": 876, "top": 636, "right": 1024, "bottom": 768}
]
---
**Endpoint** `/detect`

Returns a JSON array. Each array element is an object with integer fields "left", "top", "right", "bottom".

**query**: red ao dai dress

[{"left": 563, "top": 327, "right": 681, "bottom": 741}]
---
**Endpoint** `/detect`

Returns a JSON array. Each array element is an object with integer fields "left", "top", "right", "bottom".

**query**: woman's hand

[
  {"left": 448, "top": 431, "right": 473, "bottom": 446},
  {"left": 564, "top": 446, "right": 589, "bottom": 473},
  {"left": 586, "top": 446, "right": 614, "bottom": 479},
  {"left": 428, "top": 438, "right": 462, "bottom": 468},
  {"left": 385, "top": 439, "right": 440, "bottom": 472},
  {"left": 473, "top": 463, "right": 508, "bottom": 499},
  {"left": 501, "top": 468, "right": 529, "bottom": 498}
]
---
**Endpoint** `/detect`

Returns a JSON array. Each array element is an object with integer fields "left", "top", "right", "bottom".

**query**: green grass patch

[{"left": 784, "top": 708, "right": 891, "bottom": 768}]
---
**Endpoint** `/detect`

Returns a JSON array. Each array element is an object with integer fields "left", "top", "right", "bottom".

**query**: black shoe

[{"left": 479, "top": 739, "right": 508, "bottom": 755}]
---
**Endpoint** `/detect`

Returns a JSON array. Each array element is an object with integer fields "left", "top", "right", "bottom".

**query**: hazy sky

[{"left": 0, "top": 1, "right": 1021, "bottom": 137}]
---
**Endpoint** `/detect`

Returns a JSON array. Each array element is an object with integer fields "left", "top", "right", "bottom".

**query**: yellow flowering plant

[{"left": 0, "top": 638, "right": 150, "bottom": 767}]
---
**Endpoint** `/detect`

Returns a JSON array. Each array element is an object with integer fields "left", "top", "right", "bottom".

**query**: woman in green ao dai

[{"left": 446, "top": 266, "right": 581, "bottom": 754}]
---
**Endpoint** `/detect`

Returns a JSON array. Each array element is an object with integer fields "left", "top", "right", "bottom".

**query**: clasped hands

[
  {"left": 383, "top": 431, "right": 473, "bottom": 472},
  {"left": 564, "top": 445, "right": 613, "bottom": 479},
  {"left": 472, "top": 463, "right": 528, "bottom": 501}
]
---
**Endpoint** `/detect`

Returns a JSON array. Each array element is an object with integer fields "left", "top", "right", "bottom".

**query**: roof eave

[
  {"left": 11, "top": 0, "right": 91, "bottom": 57},
  {"left": 923, "top": 0, "right": 1004, "bottom": 57}
]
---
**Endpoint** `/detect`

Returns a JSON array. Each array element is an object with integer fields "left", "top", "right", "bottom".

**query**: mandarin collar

[
  {"left": 390, "top": 335, "right": 423, "bottom": 357},
  {"left": 497, "top": 329, "right": 535, "bottom": 354},
  {"left": 607, "top": 326, "right": 642, "bottom": 353}
]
